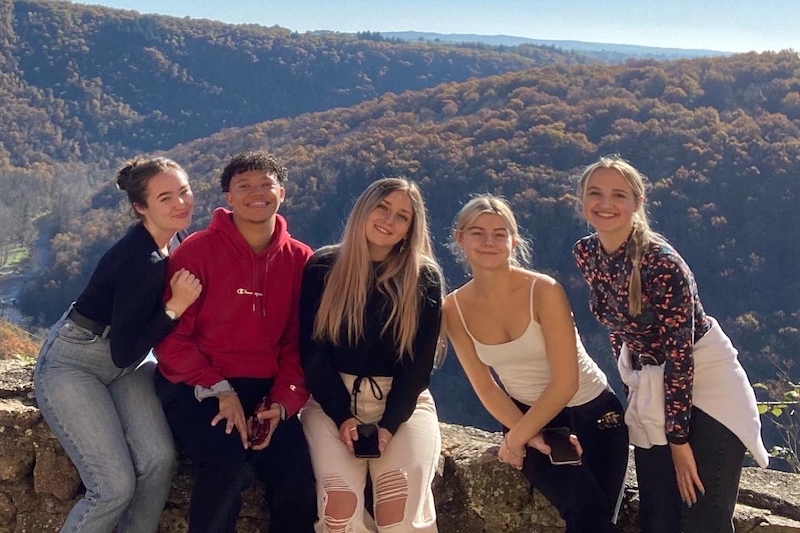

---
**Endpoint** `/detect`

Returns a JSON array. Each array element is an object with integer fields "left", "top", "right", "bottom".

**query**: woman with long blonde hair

[
  {"left": 300, "top": 177, "right": 444, "bottom": 532},
  {"left": 444, "top": 194, "right": 628, "bottom": 533},
  {"left": 574, "top": 155, "right": 769, "bottom": 533}
]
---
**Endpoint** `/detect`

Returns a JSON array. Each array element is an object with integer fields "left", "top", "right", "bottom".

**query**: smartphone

[
  {"left": 542, "top": 427, "right": 581, "bottom": 465},
  {"left": 353, "top": 423, "right": 381, "bottom": 458},
  {"left": 250, "top": 398, "right": 271, "bottom": 446},
  {"left": 250, "top": 417, "right": 271, "bottom": 446}
]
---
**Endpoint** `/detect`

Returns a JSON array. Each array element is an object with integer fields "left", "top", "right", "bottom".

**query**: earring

[{"left": 399, "top": 239, "right": 407, "bottom": 253}]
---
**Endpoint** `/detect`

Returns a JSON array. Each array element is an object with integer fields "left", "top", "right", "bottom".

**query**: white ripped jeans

[{"left": 301, "top": 373, "right": 440, "bottom": 533}]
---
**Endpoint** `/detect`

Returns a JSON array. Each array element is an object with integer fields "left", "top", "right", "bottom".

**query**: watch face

[{"left": 165, "top": 308, "right": 177, "bottom": 320}]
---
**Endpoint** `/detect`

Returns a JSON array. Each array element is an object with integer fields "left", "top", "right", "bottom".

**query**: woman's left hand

[
  {"left": 498, "top": 432, "right": 526, "bottom": 470},
  {"left": 670, "top": 442, "right": 705, "bottom": 506},
  {"left": 378, "top": 427, "right": 393, "bottom": 453}
]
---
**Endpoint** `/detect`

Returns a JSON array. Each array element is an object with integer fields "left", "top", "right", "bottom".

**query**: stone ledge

[{"left": 1, "top": 359, "right": 798, "bottom": 532}]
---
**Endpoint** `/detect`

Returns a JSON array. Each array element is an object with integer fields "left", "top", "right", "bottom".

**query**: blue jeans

[{"left": 34, "top": 314, "right": 176, "bottom": 533}]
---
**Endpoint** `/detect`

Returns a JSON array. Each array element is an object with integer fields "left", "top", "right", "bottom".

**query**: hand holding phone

[
  {"left": 250, "top": 398, "right": 271, "bottom": 447},
  {"left": 353, "top": 423, "right": 381, "bottom": 458},
  {"left": 542, "top": 427, "right": 581, "bottom": 465}
]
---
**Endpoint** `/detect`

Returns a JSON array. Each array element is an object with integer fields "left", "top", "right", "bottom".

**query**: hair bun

[{"left": 116, "top": 159, "right": 141, "bottom": 191}]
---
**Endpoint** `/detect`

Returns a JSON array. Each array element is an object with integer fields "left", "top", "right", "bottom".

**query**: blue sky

[{"left": 68, "top": 0, "right": 799, "bottom": 54}]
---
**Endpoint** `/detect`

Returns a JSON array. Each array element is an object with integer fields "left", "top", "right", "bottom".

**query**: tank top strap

[
  {"left": 451, "top": 289, "right": 479, "bottom": 343},
  {"left": 528, "top": 275, "right": 538, "bottom": 323}
]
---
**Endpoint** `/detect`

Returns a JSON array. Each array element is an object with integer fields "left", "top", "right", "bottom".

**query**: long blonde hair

[
  {"left": 449, "top": 194, "right": 532, "bottom": 270},
  {"left": 577, "top": 155, "right": 667, "bottom": 316},
  {"left": 313, "top": 178, "right": 442, "bottom": 358}
]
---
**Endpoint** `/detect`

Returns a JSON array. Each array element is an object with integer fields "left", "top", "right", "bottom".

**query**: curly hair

[{"left": 219, "top": 151, "right": 288, "bottom": 192}]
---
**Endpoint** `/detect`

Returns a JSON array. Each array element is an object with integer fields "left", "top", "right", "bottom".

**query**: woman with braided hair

[{"left": 573, "top": 155, "right": 769, "bottom": 533}]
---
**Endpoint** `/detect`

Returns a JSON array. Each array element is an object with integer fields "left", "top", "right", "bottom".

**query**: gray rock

[{"left": 0, "top": 358, "right": 796, "bottom": 532}]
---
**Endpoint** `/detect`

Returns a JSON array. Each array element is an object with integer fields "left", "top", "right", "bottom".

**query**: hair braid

[{"left": 627, "top": 219, "right": 648, "bottom": 316}]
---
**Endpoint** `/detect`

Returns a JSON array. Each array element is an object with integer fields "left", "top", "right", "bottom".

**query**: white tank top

[{"left": 452, "top": 277, "right": 608, "bottom": 407}]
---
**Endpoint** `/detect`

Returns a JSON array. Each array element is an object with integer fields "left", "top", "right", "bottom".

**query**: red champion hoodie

[{"left": 155, "top": 207, "right": 313, "bottom": 416}]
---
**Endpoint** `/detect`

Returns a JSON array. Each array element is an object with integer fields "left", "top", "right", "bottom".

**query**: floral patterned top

[{"left": 573, "top": 233, "right": 711, "bottom": 443}]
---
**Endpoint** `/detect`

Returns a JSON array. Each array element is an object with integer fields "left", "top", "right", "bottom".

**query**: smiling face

[
  {"left": 457, "top": 212, "right": 516, "bottom": 270},
  {"left": 225, "top": 169, "right": 285, "bottom": 225},
  {"left": 364, "top": 190, "right": 414, "bottom": 261},
  {"left": 134, "top": 169, "right": 194, "bottom": 243},
  {"left": 581, "top": 166, "right": 641, "bottom": 248}
]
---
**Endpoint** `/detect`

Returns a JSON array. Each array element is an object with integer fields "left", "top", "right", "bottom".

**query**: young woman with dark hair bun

[{"left": 34, "top": 157, "right": 202, "bottom": 532}]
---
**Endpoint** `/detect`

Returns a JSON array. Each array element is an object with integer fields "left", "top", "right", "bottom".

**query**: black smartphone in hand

[
  {"left": 542, "top": 427, "right": 581, "bottom": 465},
  {"left": 353, "top": 423, "right": 381, "bottom": 458}
]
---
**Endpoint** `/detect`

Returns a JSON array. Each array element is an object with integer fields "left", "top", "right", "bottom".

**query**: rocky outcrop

[{"left": 1, "top": 359, "right": 798, "bottom": 532}]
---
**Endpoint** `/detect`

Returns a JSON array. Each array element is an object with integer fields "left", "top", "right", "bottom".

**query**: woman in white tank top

[{"left": 442, "top": 195, "right": 629, "bottom": 533}]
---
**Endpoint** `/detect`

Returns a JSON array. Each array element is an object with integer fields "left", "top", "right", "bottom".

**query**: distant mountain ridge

[
  {"left": 0, "top": 0, "right": 590, "bottom": 169},
  {"left": 379, "top": 31, "right": 731, "bottom": 61}
]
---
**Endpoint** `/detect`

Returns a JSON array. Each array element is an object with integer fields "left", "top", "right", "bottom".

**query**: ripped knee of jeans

[
  {"left": 374, "top": 469, "right": 408, "bottom": 527},
  {"left": 321, "top": 474, "right": 357, "bottom": 533}
]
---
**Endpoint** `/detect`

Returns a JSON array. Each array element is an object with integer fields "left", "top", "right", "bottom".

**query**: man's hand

[
  {"left": 249, "top": 402, "right": 282, "bottom": 451},
  {"left": 211, "top": 393, "right": 248, "bottom": 449}
]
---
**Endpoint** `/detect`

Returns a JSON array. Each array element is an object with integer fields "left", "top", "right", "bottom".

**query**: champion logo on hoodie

[{"left": 237, "top": 288, "right": 264, "bottom": 297}]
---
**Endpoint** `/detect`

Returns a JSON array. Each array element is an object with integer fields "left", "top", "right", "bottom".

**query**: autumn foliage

[
  {"left": 0, "top": 321, "right": 40, "bottom": 361},
  {"left": 1, "top": 1, "right": 798, "bottom": 428}
]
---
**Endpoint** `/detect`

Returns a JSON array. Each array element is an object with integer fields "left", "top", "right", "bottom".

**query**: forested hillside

[
  {"left": 15, "top": 46, "right": 800, "bottom": 426},
  {"left": 0, "top": 0, "right": 588, "bottom": 169},
  {"left": 0, "top": 0, "right": 591, "bottom": 280},
  {"left": 1, "top": 2, "right": 798, "bottom": 431}
]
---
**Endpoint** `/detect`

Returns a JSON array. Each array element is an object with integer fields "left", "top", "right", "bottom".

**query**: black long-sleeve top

[
  {"left": 299, "top": 249, "right": 442, "bottom": 435},
  {"left": 73, "top": 222, "right": 178, "bottom": 368}
]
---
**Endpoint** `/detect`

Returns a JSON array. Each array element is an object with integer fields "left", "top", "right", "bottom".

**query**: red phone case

[{"left": 250, "top": 398, "right": 271, "bottom": 446}]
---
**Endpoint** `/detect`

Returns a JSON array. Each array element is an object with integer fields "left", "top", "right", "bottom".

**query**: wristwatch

[{"left": 164, "top": 306, "right": 178, "bottom": 320}]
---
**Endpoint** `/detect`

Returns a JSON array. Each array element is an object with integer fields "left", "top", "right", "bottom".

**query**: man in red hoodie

[{"left": 154, "top": 151, "right": 316, "bottom": 533}]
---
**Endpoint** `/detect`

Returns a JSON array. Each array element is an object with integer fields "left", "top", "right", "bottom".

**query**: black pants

[
  {"left": 511, "top": 388, "right": 629, "bottom": 533},
  {"left": 634, "top": 407, "right": 746, "bottom": 533},
  {"left": 155, "top": 371, "right": 317, "bottom": 533}
]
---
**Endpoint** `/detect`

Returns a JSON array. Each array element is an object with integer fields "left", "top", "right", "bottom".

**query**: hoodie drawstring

[
  {"left": 248, "top": 249, "right": 271, "bottom": 317},
  {"left": 351, "top": 376, "right": 384, "bottom": 421},
  {"left": 251, "top": 250, "right": 257, "bottom": 313},
  {"left": 268, "top": 253, "right": 272, "bottom": 318}
]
